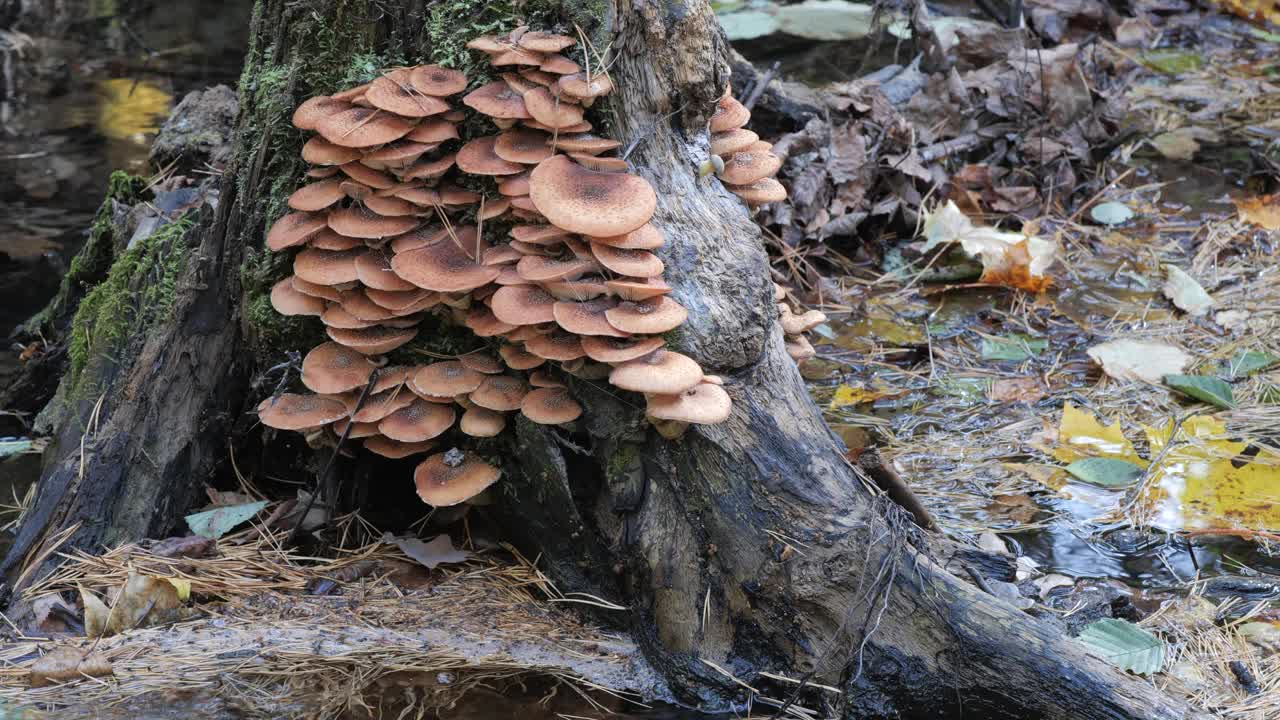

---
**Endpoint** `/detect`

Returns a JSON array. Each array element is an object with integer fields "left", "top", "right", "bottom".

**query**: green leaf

[
  {"left": 980, "top": 334, "right": 1047, "bottom": 361},
  {"left": 1140, "top": 49, "right": 1203, "bottom": 75},
  {"left": 185, "top": 500, "right": 269, "bottom": 540},
  {"left": 1163, "top": 374, "right": 1235, "bottom": 409},
  {"left": 1064, "top": 457, "right": 1144, "bottom": 488},
  {"left": 1223, "top": 350, "right": 1279, "bottom": 379},
  {"left": 1077, "top": 619, "right": 1165, "bottom": 675},
  {"left": 1090, "top": 202, "right": 1133, "bottom": 226}
]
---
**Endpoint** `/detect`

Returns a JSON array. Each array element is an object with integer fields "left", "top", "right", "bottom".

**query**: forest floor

[{"left": 1, "top": 1, "right": 1279, "bottom": 718}]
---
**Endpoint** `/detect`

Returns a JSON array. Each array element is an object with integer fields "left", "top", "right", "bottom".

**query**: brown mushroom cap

[
  {"left": 378, "top": 398, "right": 456, "bottom": 442},
  {"left": 267, "top": 212, "right": 328, "bottom": 251},
  {"left": 401, "top": 153, "right": 457, "bottom": 182},
  {"left": 494, "top": 128, "right": 556, "bottom": 164},
  {"left": 507, "top": 225, "right": 568, "bottom": 245},
  {"left": 389, "top": 225, "right": 448, "bottom": 253},
  {"left": 709, "top": 128, "right": 759, "bottom": 157},
  {"left": 271, "top": 277, "right": 326, "bottom": 316},
  {"left": 552, "top": 298, "right": 629, "bottom": 337},
  {"left": 327, "top": 207, "right": 419, "bottom": 239},
  {"left": 710, "top": 94, "right": 750, "bottom": 133},
  {"left": 321, "top": 303, "right": 377, "bottom": 329},
  {"left": 524, "top": 119, "right": 592, "bottom": 134},
  {"left": 604, "top": 278, "right": 673, "bottom": 301},
  {"left": 725, "top": 177, "right": 787, "bottom": 206},
  {"left": 517, "top": 31, "right": 576, "bottom": 53},
  {"left": 515, "top": 255, "right": 600, "bottom": 283},
  {"left": 581, "top": 335, "right": 665, "bottom": 363},
  {"left": 414, "top": 450, "right": 501, "bottom": 507},
  {"left": 292, "top": 276, "right": 345, "bottom": 302},
  {"left": 302, "top": 342, "right": 377, "bottom": 394},
  {"left": 362, "top": 194, "right": 419, "bottom": 217},
  {"left": 458, "top": 353, "right": 504, "bottom": 374},
  {"left": 588, "top": 223, "right": 664, "bottom": 250},
  {"left": 523, "top": 87, "right": 585, "bottom": 129},
  {"left": 491, "top": 47, "right": 545, "bottom": 66},
  {"left": 340, "top": 290, "right": 401, "bottom": 322},
  {"left": 351, "top": 250, "right": 413, "bottom": 292},
  {"left": 317, "top": 107, "right": 416, "bottom": 148},
  {"left": 605, "top": 296, "right": 688, "bottom": 334},
  {"left": 332, "top": 83, "right": 371, "bottom": 102},
  {"left": 470, "top": 374, "right": 530, "bottom": 412},
  {"left": 410, "top": 64, "right": 468, "bottom": 96},
  {"left": 302, "top": 137, "right": 363, "bottom": 167},
  {"left": 366, "top": 70, "right": 451, "bottom": 117},
  {"left": 339, "top": 161, "right": 396, "bottom": 189},
  {"left": 489, "top": 284, "right": 558, "bottom": 326},
  {"left": 556, "top": 72, "right": 614, "bottom": 100},
  {"left": 548, "top": 132, "right": 621, "bottom": 155},
  {"left": 292, "top": 96, "right": 352, "bottom": 130},
  {"left": 294, "top": 247, "right": 364, "bottom": 285},
  {"left": 646, "top": 381, "right": 731, "bottom": 424},
  {"left": 365, "top": 436, "right": 436, "bottom": 459},
  {"left": 464, "top": 81, "right": 532, "bottom": 119},
  {"left": 347, "top": 387, "right": 417, "bottom": 423},
  {"left": 327, "top": 324, "right": 419, "bottom": 355},
  {"left": 412, "top": 361, "right": 483, "bottom": 397},
  {"left": 782, "top": 308, "right": 828, "bottom": 334},
  {"left": 529, "top": 155, "right": 657, "bottom": 237},
  {"left": 362, "top": 140, "right": 438, "bottom": 169},
  {"left": 466, "top": 35, "right": 509, "bottom": 53},
  {"left": 366, "top": 287, "right": 433, "bottom": 312},
  {"left": 520, "top": 387, "right": 583, "bottom": 424},
  {"left": 460, "top": 406, "right": 507, "bottom": 437},
  {"left": 405, "top": 118, "right": 462, "bottom": 143},
  {"left": 288, "top": 179, "right": 346, "bottom": 212},
  {"left": 498, "top": 344, "right": 546, "bottom": 370},
  {"left": 539, "top": 54, "right": 580, "bottom": 75},
  {"left": 258, "top": 393, "right": 349, "bottom": 430},
  {"left": 457, "top": 136, "right": 526, "bottom": 175},
  {"left": 464, "top": 305, "right": 518, "bottom": 337},
  {"left": 568, "top": 154, "right": 629, "bottom": 173},
  {"left": 332, "top": 419, "right": 382, "bottom": 439},
  {"left": 542, "top": 277, "right": 607, "bottom": 301},
  {"left": 718, "top": 150, "right": 782, "bottom": 186},
  {"left": 523, "top": 331, "right": 586, "bottom": 361},
  {"left": 391, "top": 229, "right": 499, "bottom": 292},
  {"left": 591, "top": 244, "right": 664, "bottom": 277},
  {"left": 307, "top": 166, "right": 341, "bottom": 179},
  {"left": 528, "top": 369, "right": 565, "bottom": 388},
  {"left": 498, "top": 174, "right": 533, "bottom": 197},
  {"left": 304, "top": 230, "right": 360, "bottom": 251},
  {"left": 609, "top": 349, "right": 703, "bottom": 394},
  {"left": 785, "top": 334, "right": 816, "bottom": 361}
]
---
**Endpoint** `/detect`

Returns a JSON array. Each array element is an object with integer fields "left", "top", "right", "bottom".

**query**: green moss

[
  {"left": 605, "top": 442, "right": 640, "bottom": 484},
  {"left": 67, "top": 213, "right": 196, "bottom": 395}
]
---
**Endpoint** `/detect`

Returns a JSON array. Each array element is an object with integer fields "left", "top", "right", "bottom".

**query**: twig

[
  {"left": 743, "top": 61, "right": 780, "bottom": 111},
  {"left": 918, "top": 134, "right": 981, "bottom": 163}
]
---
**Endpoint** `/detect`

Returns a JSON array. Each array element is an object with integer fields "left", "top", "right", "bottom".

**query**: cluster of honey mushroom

[
  {"left": 257, "top": 27, "right": 780, "bottom": 508},
  {"left": 774, "top": 282, "right": 827, "bottom": 363},
  {"left": 706, "top": 90, "right": 787, "bottom": 207}
]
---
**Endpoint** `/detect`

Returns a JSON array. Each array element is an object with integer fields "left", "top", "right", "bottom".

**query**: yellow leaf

[
  {"left": 1051, "top": 403, "right": 1146, "bottom": 466},
  {"left": 166, "top": 578, "right": 191, "bottom": 602},
  {"left": 830, "top": 384, "right": 902, "bottom": 408},
  {"left": 80, "top": 587, "right": 111, "bottom": 639},
  {"left": 1234, "top": 193, "right": 1280, "bottom": 231}
]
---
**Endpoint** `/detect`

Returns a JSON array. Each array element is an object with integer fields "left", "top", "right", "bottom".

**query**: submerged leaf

[
  {"left": 1065, "top": 457, "right": 1144, "bottom": 488},
  {"left": 1223, "top": 350, "right": 1279, "bottom": 379},
  {"left": 1077, "top": 618, "right": 1165, "bottom": 675},
  {"left": 980, "top": 334, "right": 1047, "bottom": 361},
  {"left": 1087, "top": 339, "right": 1190, "bottom": 383},
  {"left": 1052, "top": 404, "right": 1146, "bottom": 466},
  {"left": 1234, "top": 193, "right": 1280, "bottom": 231},
  {"left": 1163, "top": 374, "right": 1234, "bottom": 409},
  {"left": 1161, "top": 266, "right": 1213, "bottom": 317},
  {"left": 1090, "top": 202, "right": 1133, "bottom": 226},
  {"left": 185, "top": 500, "right": 269, "bottom": 540}
]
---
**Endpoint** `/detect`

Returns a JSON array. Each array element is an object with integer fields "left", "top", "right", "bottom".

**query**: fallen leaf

[
  {"left": 1087, "top": 339, "right": 1190, "bottom": 383},
  {"left": 1051, "top": 404, "right": 1146, "bottom": 466},
  {"left": 80, "top": 587, "right": 110, "bottom": 639},
  {"left": 1065, "top": 457, "right": 1144, "bottom": 488},
  {"left": 104, "top": 572, "right": 186, "bottom": 636},
  {"left": 986, "top": 493, "right": 1040, "bottom": 523},
  {"left": 988, "top": 377, "right": 1045, "bottom": 403},
  {"left": 1090, "top": 201, "right": 1133, "bottom": 226},
  {"left": 1003, "top": 462, "right": 1066, "bottom": 490},
  {"left": 185, "top": 500, "right": 269, "bottom": 540},
  {"left": 29, "top": 647, "right": 114, "bottom": 687},
  {"left": 920, "top": 200, "right": 1055, "bottom": 292},
  {"left": 1077, "top": 619, "right": 1165, "bottom": 675},
  {"left": 1139, "top": 49, "right": 1203, "bottom": 74},
  {"left": 1163, "top": 374, "right": 1234, "bottom": 409},
  {"left": 1150, "top": 130, "right": 1200, "bottom": 161},
  {"left": 1220, "top": 0, "right": 1280, "bottom": 27},
  {"left": 1222, "top": 349, "right": 1279, "bottom": 379},
  {"left": 977, "top": 531, "right": 1009, "bottom": 554},
  {"left": 1234, "top": 193, "right": 1280, "bottom": 230},
  {"left": 147, "top": 535, "right": 215, "bottom": 558},
  {"left": 32, "top": 595, "right": 71, "bottom": 634},
  {"left": 980, "top": 334, "right": 1047, "bottom": 361},
  {"left": 830, "top": 383, "right": 906, "bottom": 408},
  {"left": 1238, "top": 621, "right": 1280, "bottom": 653},
  {"left": 386, "top": 533, "right": 471, "bottom": 569},
  {"left": 1161, "top": 266, "right": 1213, "bottom": 316},
  {"left": 1035, "top": 573, "right": 1075, "bottom": 598}
]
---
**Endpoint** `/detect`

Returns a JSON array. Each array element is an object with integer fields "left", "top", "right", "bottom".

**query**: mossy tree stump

[{"left": 4, "top": 1, "right": 1194, "bottom": 718}]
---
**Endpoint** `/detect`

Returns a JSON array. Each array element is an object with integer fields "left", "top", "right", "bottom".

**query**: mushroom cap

[
  {"left": 538, "top": 53, "right": 580, "bottom": 75},
  {"left": 366, "top": 287, "right": 433, "bottom": 311},
  {"left": 478, "top": 197, "right": 512, "bottom": 220},
  {"left": 726, "top": 177, "right": 787, "bottom": 206},
  {"left": 785, "top": 334, "right": 816, "bottom": 361},
  {"left": 490, "top": 284, "right": 557, "bottom": 325},
  {"left": 326, "top": 324, "right": 419, "bottom": 355},
  {"left": 529, "top": 155, "right": 657, "bottom": 237},
  {"left": 258, "top": 393, "right": 349, "bottom": 430},
  {"left": 410, "top": 64, "right": 468, "bottom": 96},
  {"left": 515, "top": 255, "right": 599, "bottom": 283},
  {"left": 548, "top": 132, "right": 621, "bottom": 154},
  {"left": 332, "top": 419, "right": 382, "bottom": 439},
  {"left": 646, "top": 381, "right": 731, "bottom": 424},
  {"left": 339, "top": 161, "right": 396, "bottom": 189},
  {"left": 307, "top": 166, "right": 341, "bottom": 178},
  {"left": 470, "top": 374, "right": 530, "bottom": 411},
  {"left": 501, "top": 72, "right": 540, "bottom": 95},
  {"left": 553, "top": 298, "right": 629, "bottom": 337},
  {"left": 567, "top": 154, "right": 629, "bottom": 173},
  {"left": 718, "top": 150, "right": 782, "bottom": 185},
  {"left": 464, "top": 81, "right": 532, "bottom": 119},
  {"left": 327, "top": 207, "right": 420, "bottom": 239},
  {"left": 588, "top": 223, "right": 664, "bottom": 250},
  {"left": 542, "top": 277, "right": 608, "bottom": 301},
  {"left": 365, "top": 436, "right": 436, "bottom": 459},
  {"left": 353, "top": 250, "right": 416, "bottom": 292},
  {"left": 457, "top": 136, "right": 526, "bottom": 175},
  {"left": 604, "top": 277, "right": 673, "bottom": 301},
  {"left": 294, "top": 247, "right": 364, "bottom": 285},
  {"left": 710, "top": 94, "right": 750, "bottom": 133},
  {"left": 302, "top": 342, "right": 378, "bottom": 394},
  {"left": 331, "top": 82, "right": 371, "bottom": 102},
  {"left": 391, "top": 228, "right": 500, "bottom": 292},
  {"left": 339, "top": 290, "right": 400, "bottom": 322},
  {"left": 458, "top": 353, "right": 504, "bottom": 374},
  {"left": 782, "top": 308, "right": 827, "bottom": 334},
  {"left": 412, "top": 360, "right": 483, "bottom": 397},
  {"left": 464, "top": 305, "right": 518, "bottom": 337},
  {"left": 460, "top": 406, "right": 507, "bottom": 437},
  {"left": 498, "top": 173, "right": 532, "bottom": 197},
  {"left": 491, "top": 47, "right": 545, "bottom": 66},
  {"left": 347, "top": 387, "right": 417, "bottom": 423},
  {"left": 401, "top": 153, "right": 457, "bottom": 181},
  {"left": 466, "top": 35, "right": 509, "bottom": 52},
  {"left": 389, "top": 225, "right": 449, "bottom": 253},
  {"left": 605, "top": 296, "right": 688, "bottom": 334},
  {"left": 362, "top": 194, "right": 419, "bottom": 217},
  {"left": 366, "top": 70, "right": 451, "bottom": 117},
  {"left": 517, "top": 31, "right": 576, "bottom": 53},
  {"left": 292, "top": 96, "right": 352, "bottom": 130},
  {"left": 414, "top": 450, "right": 501, "bottom": 507},
  {"left": 321, "top": 304, "right": 377, "bottom": 329},
  {"left": 523, "top": 87, "right": 585, "bottom": 129},
  {"left": 709, "top": 128, "right": 759, "bottom": 157},
  {"left": 301, "top": 137, "right": 362, "bottom": 166},
  {"left": 581, "top": 335, "right": 665, "bottom": 363},
  {"left": 519, "top": 68, "right": 560, "bottom": 87},
  {"left": 520, "top": 387, "right": 583, "bottom": 424},
  {"left": 378, "top": 398, "right": 456, "bottom": 442},
  {"left": 524, "top": 118, "right": 592, "bottom": 134},
  {"left": 288, "top": 179, "right": 346, "bottom": 212},
  {"left": 528, "top": 369, "right": 565, "bottom": 388},
  {"left": 306, "top": 229, "right": 362, "bottom": 251},
  {"left": 509, "top": 224, "right": 570, "bottom": 245},
  {"left": 362, "top": 140, "right": 438, "bottom": 169},
  {"left": 494, "top": 128, "right": 555, "bottom": 164},
  {"left": 316, "top": 107, "right": 416, "bottom": 148},
  {"left": 557, "top": 72, "right": 614, "bottom": 100},
  {"left": 291, "top": 276, "right": 344, "bottom": 302},
  {"left": 591, "top": 243, "right": 664, "bottom": 277},
  {"left": 523, "top": 331, "right": 586, "bottom": 361},
  {"left": 267, "top": 212, "right": 328, "bottom": 251},
  {"left": 498, "top": 344, "right": 546, "bottom": 370},
  {"left": 339, "top": 180, "right": 375, "bottom": 201},
  {"left": 271, "top": 277, "right": 326, "bottom": 316},
  {"left": 370, "top": 366, "right": 414, "bottom": 393},
  {"left": 609, "top": 349, "right": 703, "bottom": 394},
  {"left": 405, "top": 118, "right": 462, "bottom": 143}
]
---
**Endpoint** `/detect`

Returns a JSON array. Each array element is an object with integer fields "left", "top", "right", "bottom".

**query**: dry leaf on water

[
  {"left": 29, "top": 647, "right": 113, "bottom": 687},
  {"left": 1086, "top": 339, "right": 1190, "bottom": 383},
  {"left": 988, "top": 377, "right": 1045, "bottom": 403},
  {"left": 1234, "top": 193, "right": 1280, "bottom": 231},
  {"left": 1161, "top": 265, "right": 1213, "bottom": 316},
  {"left": 920, "top": 200, "right": 1056, "bottom": 292}
]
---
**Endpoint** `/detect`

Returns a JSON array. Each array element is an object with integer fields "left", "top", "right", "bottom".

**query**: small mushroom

[
  {"left": 301, "top": 342, "right": 378, "bottom": 394},
  {"left": 609, "top": 349, "right": 703, "bottom": 394},
  {"left": 414, "top": 449, "right": 501, "bottom": 506},
  {"left": 646, "top": 381, "right": 731, "bottom": 425},
  {"left": 520, "top": 387, "right": 583, "bottom": 424},
  {"left": 257, "top": 394, "right": 349, "bottom": 430}
]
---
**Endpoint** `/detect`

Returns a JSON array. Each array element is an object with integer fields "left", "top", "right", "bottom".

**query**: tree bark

[{"left": 4, "top": 1, "right": 1196, "bottom": 718}]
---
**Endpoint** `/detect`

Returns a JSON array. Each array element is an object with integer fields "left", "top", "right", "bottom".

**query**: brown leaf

[
  {"left": 386, "top": 533, "right": 471, "bottom": 569},
  {"left": 1235, "top": 193, "right": 1280, "bottom": 231},
  {"left": 105, "top": 572, "right": 184, "bottom": 636},
  {"left": 29, "top": 647, "right": 113, "bottom": 687},
  {"left": 80, "top": 587, "right": 110, "bottom": 639},
  {"left": 988, "top": 377, "right": 1046, "bottom": 403},
  {"left": 978, "top": 239, "right": 1054, "bottom": 292},
  {"left": 147, "top": 535, "right": 215, "bottom": 559}
]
